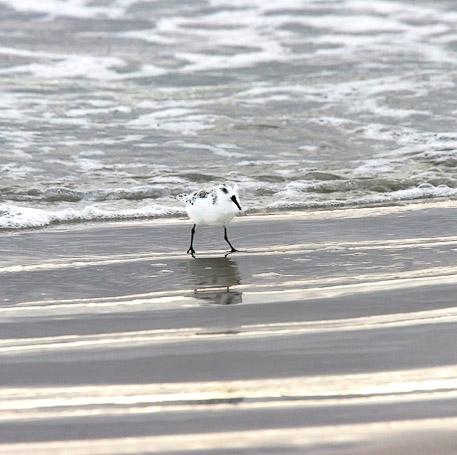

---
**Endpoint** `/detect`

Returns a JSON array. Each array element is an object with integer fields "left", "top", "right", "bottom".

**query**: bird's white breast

[{"left": 186, "top": 195, "right": 238, "bottom": 226}]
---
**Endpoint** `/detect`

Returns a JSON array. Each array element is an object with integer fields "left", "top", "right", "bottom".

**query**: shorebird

[{"left": 177, "top": 182, "right": 242, "bottom": 255}]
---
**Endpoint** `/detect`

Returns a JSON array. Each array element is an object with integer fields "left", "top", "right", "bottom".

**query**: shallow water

[
  {"left": 1, "top": 204, "right": 457, "bottom": 453},
  {"left": 1, "top": 0, "right": 457, "bottom": 228}
]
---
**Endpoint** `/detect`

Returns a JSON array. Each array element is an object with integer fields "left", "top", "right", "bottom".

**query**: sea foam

[{"left": 0, "top": 204, "right": 184, "bottom": 230}]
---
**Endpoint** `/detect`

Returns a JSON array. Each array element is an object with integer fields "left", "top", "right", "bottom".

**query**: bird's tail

[{"left": 176, "top": 193, "right": 189, "bottom": 203}]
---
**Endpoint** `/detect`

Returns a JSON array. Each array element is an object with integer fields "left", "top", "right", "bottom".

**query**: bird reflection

[{"left": 184, "top": 257, "right": 242, "bottom": 305}]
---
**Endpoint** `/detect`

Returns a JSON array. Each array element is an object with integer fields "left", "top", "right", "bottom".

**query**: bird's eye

[{"left": 221, "top": 187, "right": 228, "bottom": 194}]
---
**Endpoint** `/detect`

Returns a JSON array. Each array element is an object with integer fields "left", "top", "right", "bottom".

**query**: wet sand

[{"left": 1, "top": 201, "right": 457, "bottom": 454}]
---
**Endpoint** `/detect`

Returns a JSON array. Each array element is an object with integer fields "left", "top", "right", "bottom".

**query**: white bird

[{"left": 177, "top": 182, "right": 242, "bottom": 255}]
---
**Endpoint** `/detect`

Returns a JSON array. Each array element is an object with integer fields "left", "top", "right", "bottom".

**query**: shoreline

[{"left": 2, "top": 197, "right": 457, "bottom": 234}]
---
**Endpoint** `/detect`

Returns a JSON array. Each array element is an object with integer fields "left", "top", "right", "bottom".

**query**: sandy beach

[{"left": 1, "top": 201, "right": 457, "bottom": 454}]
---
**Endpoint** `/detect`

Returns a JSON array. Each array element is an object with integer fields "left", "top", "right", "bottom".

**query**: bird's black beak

[{"left": 230, "top": 195, "right": 242, "bottom": 211}]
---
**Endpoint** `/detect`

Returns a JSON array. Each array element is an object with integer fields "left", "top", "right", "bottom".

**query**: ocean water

[{"left": 1, "top": 0, "right": 457, "bottom": 229}]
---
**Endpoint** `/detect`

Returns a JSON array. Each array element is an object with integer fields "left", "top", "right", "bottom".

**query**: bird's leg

[
  {"left": 224, "top": 226, "right": 237, "bottom": 253},
  {"left": 187, "top": 224, "right": 196, "bottom": 255}
]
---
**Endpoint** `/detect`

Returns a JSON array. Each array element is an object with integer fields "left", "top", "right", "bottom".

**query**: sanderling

[{"left": 177, "top": 182, "right": 242, "bottom": 255}]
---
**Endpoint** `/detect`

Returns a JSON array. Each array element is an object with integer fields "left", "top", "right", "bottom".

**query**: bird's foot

[
  {"left": 224, "top": 248, "right": 238, "bottom": 257},
  {"left": 187, "top": 248, "right": 196, "bottom": 256}
]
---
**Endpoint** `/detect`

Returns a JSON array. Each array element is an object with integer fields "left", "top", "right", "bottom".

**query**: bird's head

[{"left": 218, "top": 182, "right": 242, "bottom": 211}]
